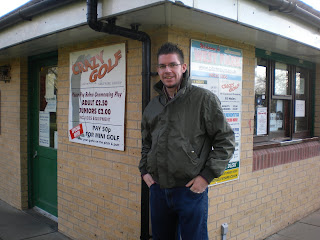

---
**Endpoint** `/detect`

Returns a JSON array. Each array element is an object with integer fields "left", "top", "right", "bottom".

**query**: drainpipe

[
  {"left": 255, "top": 0, "right": 320, "bottom": 29},
  {"left": 0, "top": 0, "right": 78, "bottom": 31},
  {"left": 87, "top": 1, "right": 152, "bottom": 239}
]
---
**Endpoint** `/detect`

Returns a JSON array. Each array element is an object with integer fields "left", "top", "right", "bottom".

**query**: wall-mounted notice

[
  {"left": 295, "top": 100, "right": 305, "bottom": 117},
  {"left": 68, "top": 43, "right": 126, "bottom": 151},
  {"left": 256, "top": 107, "right": 267, "bottom": 135},
  {"left": 190, "top": 39, "right": 242, "bottom": 185},
  {"left": 39, "top": 111, "right": 50, "bottom": 147}
]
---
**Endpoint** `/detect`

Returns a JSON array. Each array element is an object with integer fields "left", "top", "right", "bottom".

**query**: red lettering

[
  {"left": 87, "top": 49, "right": 122, "bottom": 82},
  {"left": 194, "top": 49, "right": 202, "bottom": 62},
  {"left": 95, "top": 50, "right": 104, "bottom": 64},
  {"left": 89, "top": 69, "right": 98, "bottom": 82},
  {"left": 98, "top": 64, "right": 109, "bottom": 78},
  {"left": 114, "top": 50, "right": 122, "bottom": 66},
  {"left": 78, "top": 62, "right": 87, "bottom": 72},
  {"left": 72, "top": 63, "right": 80, "bottom": 75}
]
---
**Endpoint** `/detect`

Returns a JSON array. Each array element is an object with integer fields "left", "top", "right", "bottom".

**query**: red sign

[{"left": 69, "top": 124, "right": 84, "bottom": 139}]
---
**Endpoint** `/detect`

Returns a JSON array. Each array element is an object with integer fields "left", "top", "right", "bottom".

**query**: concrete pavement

[
  {"left": 265, "top": 209, "right": 320, "bottom": 240},
  {"left": 0, "top": 198, "right": 319, "bottom": 240},
  {"left": 0, "top": 199, "right": 70, "bottom": 240}
]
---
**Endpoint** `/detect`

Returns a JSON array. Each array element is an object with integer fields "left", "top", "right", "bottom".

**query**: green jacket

[{"left": 139, "top": 72, "right": 235, "bottom": 188}]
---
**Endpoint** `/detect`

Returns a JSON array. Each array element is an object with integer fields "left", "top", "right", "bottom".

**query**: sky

[{"left": 0, "top": 0, "right": 320, "bottom": 17}]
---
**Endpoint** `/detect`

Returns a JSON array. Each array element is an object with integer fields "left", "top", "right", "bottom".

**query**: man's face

[{"left": 157, "top": 53, "right": 187, "bottom": 89}]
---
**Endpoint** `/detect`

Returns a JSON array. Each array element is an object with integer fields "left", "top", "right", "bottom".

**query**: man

[{"left": 139, "top": 42, "right": 235, "bottom": 240}]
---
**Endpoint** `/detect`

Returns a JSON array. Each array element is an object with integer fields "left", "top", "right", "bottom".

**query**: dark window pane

[{"left": 295, "top": 68, "right": 308, "bottom": 132}]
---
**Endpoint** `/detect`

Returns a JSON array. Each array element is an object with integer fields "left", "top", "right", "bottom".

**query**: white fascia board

[
  {"left": 0, "top": 0, "right": 166, "bottom": 50},
  {"left": 0, "top": 1, "right": 86, "bottom": 49},
  {"left": 238, "top": 0, "right": 320, "bottom": 50},
  {"left": 100, "top": 0, "right": 167, "bottom": 16},
  {"left": 173, "top": 0, "right": 320, "bottom": 50},
  {"left": 175, "top": 0, "right": 238, "bottom": 21}
]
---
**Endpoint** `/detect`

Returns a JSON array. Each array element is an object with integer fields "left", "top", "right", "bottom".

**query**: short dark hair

[{"left": 157, "top": 42, "right": 184, "bottom": 63}]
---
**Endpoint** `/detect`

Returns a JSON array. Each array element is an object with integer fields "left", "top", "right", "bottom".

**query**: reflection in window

[
  {"left": 295, "top": 68, "right": 308, "bottom": 132},
  {"left": 39, "top": 66, "right": 58, "bottom": 149},
  {"left": 295, "top": 72, "right": 305, "bottom": 95},
  {"left": 270, "top": 100, "right": 283, "bottom": 132},
  {"left": 254, "top": 58, "right": 267, "bottom": 135},
  {"left": 275, "top": 62, "right": 289, "bottom": 95}
]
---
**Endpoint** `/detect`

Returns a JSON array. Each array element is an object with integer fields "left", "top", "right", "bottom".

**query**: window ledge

[
  {"left": 253, "top": 137, "right": 319, "bottom": 150},
  {"left": 280, "top": 139, "right": 302, "bottom": 146},
  {"left": 253, "top": 137, "right": 320, "bottom": 172}
]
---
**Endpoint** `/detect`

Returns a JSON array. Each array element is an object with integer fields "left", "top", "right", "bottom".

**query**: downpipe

[{"left": 87, "top": 0, "right": 152, "bottom": 239}]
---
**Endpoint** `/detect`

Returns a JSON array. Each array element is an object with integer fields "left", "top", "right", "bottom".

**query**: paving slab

[
  {"left": 0, "top": 210, "right": 54, "bottom": 240},
  {"left": 0, "top": 200, "right": 70, "bottom": 240},
  {"left": 264, "top": 234, "right": 293, "bottom": 240},
  {"left": 300, "top": 211, "right": 320, "bottom": 227},
  {"left": 25, "top": 232, "right": 71, "bottom": 240},
  {"left": 276, "top": 222, "right": 320, "bottom": 240}
]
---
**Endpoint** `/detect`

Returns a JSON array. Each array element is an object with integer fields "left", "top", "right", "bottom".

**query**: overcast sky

[{"left": 0, "top": 0, "right": 320, "bottom": 17}]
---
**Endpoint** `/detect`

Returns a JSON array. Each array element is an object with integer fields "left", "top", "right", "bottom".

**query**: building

[{"left": 0, "top": 0, "right": 319, "bottom": 239}]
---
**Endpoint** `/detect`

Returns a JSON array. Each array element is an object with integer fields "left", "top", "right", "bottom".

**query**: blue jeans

[{"left": 150, "top": 183, "right": 208, "bottom": 240}]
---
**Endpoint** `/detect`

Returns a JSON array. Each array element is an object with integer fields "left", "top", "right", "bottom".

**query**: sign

[
  {"left": 190, "top": 39, "right": 242, "bottom": 185},
  {"left": 256, "top": 107, "right": 267, "bottom": 135},
  {"left": 39, "top": 111, "right": 50, "bottom": 147},
  {"left": 68, "top": 43, "right": 126, "bottom": 151},
  {"left": 295, "top": 100, "right": 305, "bottom": 117},
  {"left": 69, "top": 124, "right": 84, "bottom": 139}
]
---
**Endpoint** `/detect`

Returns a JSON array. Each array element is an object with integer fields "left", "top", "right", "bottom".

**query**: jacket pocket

[{"left": 182, "top": 142, "right": 199, "bottom": 166}]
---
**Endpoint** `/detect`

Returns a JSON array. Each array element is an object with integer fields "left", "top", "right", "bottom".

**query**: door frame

[{"left": 27, "top": 51, "right": 58, "bottom": 213}]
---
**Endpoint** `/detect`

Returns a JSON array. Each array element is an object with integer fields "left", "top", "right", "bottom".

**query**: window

[{"left": 254, "top": 50, "right": 314, "bottom": 144}]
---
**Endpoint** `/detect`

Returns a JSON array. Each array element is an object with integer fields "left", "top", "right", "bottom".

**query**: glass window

[{"left": 254, "top": 55, "right": 313, "bottom": 143}]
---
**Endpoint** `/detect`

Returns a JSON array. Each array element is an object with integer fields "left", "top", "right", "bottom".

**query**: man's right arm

[{"left": 139, "top": 114, "right": 154, "bottom": 186}]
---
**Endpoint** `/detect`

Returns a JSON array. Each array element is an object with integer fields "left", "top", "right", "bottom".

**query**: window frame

[{"left": 254, "top": 49, "right": 315, "bottom": 145}]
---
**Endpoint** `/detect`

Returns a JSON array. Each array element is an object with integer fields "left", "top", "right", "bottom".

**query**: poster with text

[
  {"left": 68, "top": 43, "right": 126, "bottom": 151},
  {"left": 190, "top": 39, "right": 242, "bottom": 185}
]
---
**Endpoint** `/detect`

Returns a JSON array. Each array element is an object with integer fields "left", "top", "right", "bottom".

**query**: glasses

[{"left": 157, "top": 63, "right": 183, "bottom": 70}]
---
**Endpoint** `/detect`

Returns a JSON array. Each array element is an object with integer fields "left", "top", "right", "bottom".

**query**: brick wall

[
  {"left": 162, "top": 27, "right": 320, "bottom": 240},
  {"left": 55, "top": 27, "right": 320, "bottom": 240},
  {"left": 0, "top": 57, "right": 28, "bottom": 210},
  {"left": 0, "top": 25, "right": 318, "bottom": 240},
  {"left": 57, "top": 37, "right": 143, "bottom": 240}
]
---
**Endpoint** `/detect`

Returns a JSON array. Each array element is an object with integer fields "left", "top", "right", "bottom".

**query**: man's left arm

[{"left": 200, "top": 93, "right": 236, "bottom": 184}]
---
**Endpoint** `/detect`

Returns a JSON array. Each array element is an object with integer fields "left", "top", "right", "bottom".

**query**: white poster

[
  {"left": 190, "top": 39, "right": 242, "bottom": 185},
  {"left": 256, "top": 107, "right": 267, "bottom": 135},
  {"left": 295, "top": 100, "right": 305, "bottom": 117},
  {"left": 39, "top": 111, "right": 50, "bottom": 147},
  {"left": 68, "top": 43, "right": 126, "bottom": 151}
]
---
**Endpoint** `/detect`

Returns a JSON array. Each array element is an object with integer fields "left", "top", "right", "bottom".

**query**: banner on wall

[
  {"left": 68, "top": 43, "right": 126, "bottom": 151},
  {"left": 190, "top": 39, "right": 242, "bottom": 185}
]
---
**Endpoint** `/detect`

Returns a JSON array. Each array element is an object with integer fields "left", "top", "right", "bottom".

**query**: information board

[
  {"left": 190, "top": 39, "right": 242, "bottom": 185},
  {"left": 68, "top": 43, "right": 126, "bottom": 151}
]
